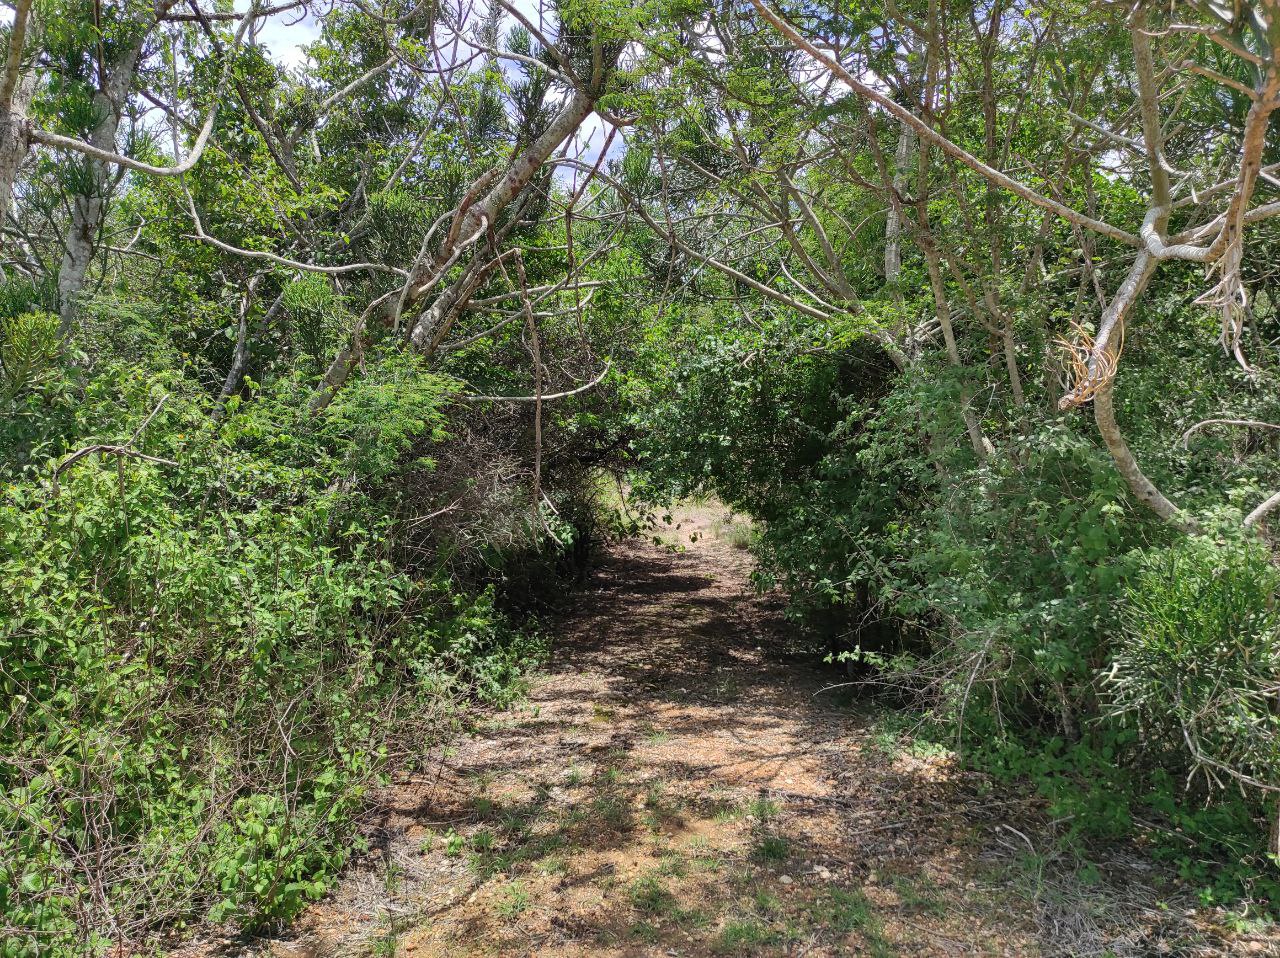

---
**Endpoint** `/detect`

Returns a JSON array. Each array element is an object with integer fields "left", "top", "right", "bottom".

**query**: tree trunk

[
  {"left": 405, "top": 92, "right": 595, "bottom": 351},
  {"left": 56, "top": 34, "right": 146, "bottom": 337},
  {"left": 919, "top": 234, "right": 988, "bottom": 462},
  {"left": 884, "top": 121, "right": 913, "bottom": 303},
  {"left": 446, "top": 90, "right": 595, "bottom": 261},
  {"left": 1000, "top": 320, "right": 1025, "bottom": 406},
  {"left": 0, "top": 0, "right": 38, "bottom": 231},
  {"left": 0, "top": 106, "right": 32, "bottom": 229},
  {"left": 1093, "top": 377, "right": 1187, "bottom": 526}
]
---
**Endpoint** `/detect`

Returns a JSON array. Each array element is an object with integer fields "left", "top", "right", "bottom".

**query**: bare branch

[
  {"left": 461, "top": 360, "right": 612, "bottom": 402},
  {"left": 1180, "top": 418, "right": 1280, "bottom": 448},
  {"left": 748, "top": 0, "right": 1142, "bottom": 248},
  {"left": 27, "top": 4, "right": 262, "bottom": 176}
]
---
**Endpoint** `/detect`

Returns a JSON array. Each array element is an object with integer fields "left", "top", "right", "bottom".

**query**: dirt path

[{"left": 239, "top": 505, "right": 1262, "bottom": 958}]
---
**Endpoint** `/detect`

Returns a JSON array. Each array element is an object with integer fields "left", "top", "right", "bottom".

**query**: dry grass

[{"left": 709, "top": 513, "right": 755, "bottom": 550}]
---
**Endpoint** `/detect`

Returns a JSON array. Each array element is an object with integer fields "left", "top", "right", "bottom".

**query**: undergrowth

[
  {"left": 635, "top": 309, "right": 1280, "bottom": 911},
  {"left": 0, "top": 349, "right": 560, "bottom": 953}
]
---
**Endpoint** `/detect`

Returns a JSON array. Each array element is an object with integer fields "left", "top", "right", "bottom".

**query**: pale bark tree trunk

[
  {"left": 410, "top": 262, "right": 486, "bottom": 353},
  {"left": 0, "top": 101, "right": 33, "bottom": 234},
  {"left": 883, "top": 121, "right": 913, "bottom": 303},
  {"left": 402, "top": 89, "right": 595, "bottom": 351},
  {"left": 1094, "top": 379, "right": 1187, "bottom": 526},
  {"left": 0, "top": 0, "right": 37, "bottom": 234},
  {"left": 444, "top": 90, "right": 594, "bottom": 270},
  {"left": 1086, "top": 251, "right": 1191, "bottom": 527},
  {"left": 920, "top": 236, "right": 989, "bottom": 462},
  {"left": 1245, "top": 490, "right": 1280, "bottom": 531},
  {"left": 311, "top": 90, "right": 599, "bottom": 413},
  {"left": 57, "top": 33, "right": 146, "bottom": 336},
  {"left": 999, "top": 317, "right": 1025, "bottom": 406}
]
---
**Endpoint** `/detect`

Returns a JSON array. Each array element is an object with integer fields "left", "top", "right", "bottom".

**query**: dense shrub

[
  {"left": 1110, "top": 536, "right": 1280, "bottom": 802},
  {"left": 0, "top": 350, "right": 549, "bottom": 951},
  {"left": 636, "top": 306, "right": 1280, "bottom": 907}
]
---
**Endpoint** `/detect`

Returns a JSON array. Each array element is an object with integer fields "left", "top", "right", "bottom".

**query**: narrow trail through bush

[{"left": 220, "top": 506, "right": 1264, "bottom": 958}]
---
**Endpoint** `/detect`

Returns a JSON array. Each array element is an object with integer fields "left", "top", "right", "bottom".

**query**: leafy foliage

[
  {"left": 0, "top": 344, "right": 552, "bottom": 947},
  {"left": 635, "top": 294, "right": 1280, "bottom": 905},
  {"left": 1110, "top": 537, "right": 1280, "bottom": 798}
]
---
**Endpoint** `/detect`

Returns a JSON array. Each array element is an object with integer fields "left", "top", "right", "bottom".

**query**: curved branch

[
  {"left": 182, "top": 184, "right": 406, "bottom": 276},
  {"left": 27, "top": 3, "right": 260, "bottom": 176},
  {"left": 462, "top": 361, "right": 611, "bottom": 402},
  {"left": 1081, "top": 251, "right": 1192, "bottom": 527},
  {"left": 1180, "top": 418, "right": 1280, "bottom": 448},
  {"left": 314, "top": 58, "right": 397, "bottom": 116},
  {"left": 1095, "top": 380, "right": 1191, "bottom": 527},
  {"left": 1244, "top": 490, "right": 1280, "bottom": 530}
]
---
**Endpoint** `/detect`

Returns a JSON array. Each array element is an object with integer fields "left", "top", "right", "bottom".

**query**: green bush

[
  {"left": 0, "top": 352, "right": 547, "bottom": 950},
  {"left": 1110, "top": 536, "right": 1280, "bottom": 781},
  {"left": 635, "top": 306, "right": 1280, "bottom": 907},
  {"left": 1110, "top": 536, "right": 1280, "bottom": 780}
]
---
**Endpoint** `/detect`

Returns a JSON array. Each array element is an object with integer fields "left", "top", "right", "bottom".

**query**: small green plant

[
  {"left": 711, "top": 798, "right": 743, "bottom": 822},
  {"left": 712, "top": 676, "right": 743, "bottom": 702},
  {"left": 0, "top": 310, "right": 59, "bottom": 397},
  {"left": 593, "top": 794, "right": 632, "bottom": 831},
  {"left": 751, "top": 834, "right": 790, "bottom": 862},
  {"left": 688, "top": 837, "right": 724, "bottom": 871},
  {"left": 629, "top": 875, "right": 677, "bottom": 916},
  {"left": 753, "top": 887, "right": 783, "bottom": 916},
  {"left": 644, "top": 725, "right": 672, "bottom": 745},
  {"left": 808, "top": 888, "right": 893, "bottom": 955},
  {"left": 890, "top": 874, "right": 943, "bottom": 915},
  {"left": 537, "top": 854, "right": 567, "bottom": 876},
  {"left": 443, "top": 831, "right": 465, "bottom": 857},
  {"left": 656, "top": 850, "right": 689, "bottom": 878},
  {"left": 384, "top": 858, "right": 404, "bottom": 895},
  {"left": 630, "top": 919, "right": 660, "bottom": 942},
  {"left": 499, "top": 807, "right": 532, "bottom": 837},
  {"left": 715, "top": 918, "right": 778, "bottom": 953},
  {"left": 824, "top": 888, "right": 874, "bottom": 933},
  {"left": 494, "top": 880, "right": 530, "bottom": 918},
  {"left": 711, "top": 515, "right": 755, "bottom": 550},
  {"left": 371, "top": 927, "right": 400, "bottom": 957},
  {"left": 641, "top": 782, "right": 679, "bottom": 832}
]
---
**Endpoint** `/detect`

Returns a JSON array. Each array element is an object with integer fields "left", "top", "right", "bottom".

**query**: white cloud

[{"left": 236, "top": 0, "right": 321, "bottom": 68}]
